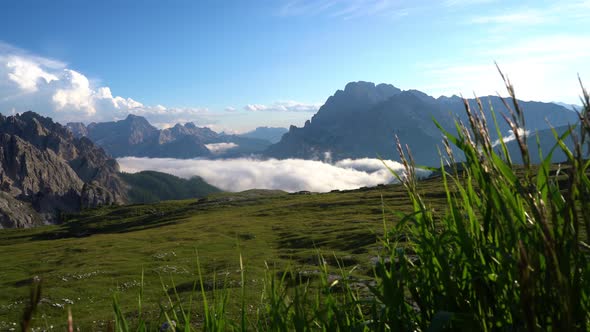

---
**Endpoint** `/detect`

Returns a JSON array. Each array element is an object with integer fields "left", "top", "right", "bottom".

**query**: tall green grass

[
  {"left": 377, "top": 70, "right": 590, "bottom": 331},
  {"left": 22, "top": 73, "right": 590, "bottom": 331}
]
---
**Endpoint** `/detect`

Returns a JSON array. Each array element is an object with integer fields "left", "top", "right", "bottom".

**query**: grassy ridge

[{"left": 120, "top": 171, "right": 221, "bottom": 204}]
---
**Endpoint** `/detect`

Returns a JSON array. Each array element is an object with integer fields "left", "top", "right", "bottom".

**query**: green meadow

[{"left": 0, "top": 179, "right": 448, "bottom": 330}]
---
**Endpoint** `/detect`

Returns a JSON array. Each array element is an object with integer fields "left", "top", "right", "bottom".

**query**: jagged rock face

[
  {"left": 0, "top": 192, "right": 43, "bottom": 228},
  {"left": 160, "top": 123, "right": 219, "bottom": 144},
  {"left": 0, "top": 111, "right": 127, "bottom": 228},
  {"left": 81, "top": 182, "right": 117, "bottom": 208},
  {"left": 266, "top": 81, "right": 580, "bottom": 166},
  {"left": 0, "top": 134, "right": 83, "bottom": 197}
]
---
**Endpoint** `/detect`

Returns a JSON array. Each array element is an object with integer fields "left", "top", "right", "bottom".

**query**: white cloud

[
  {"left": 0, "top": 43, "right": 215, "bottom": 125},
  {"left": 244, "top": 100, "right": 321, "bottom": 112},
  {"left": 0, "top": 43, "right": 321, "bottom": 131},
  {"left": 205, "top": 142, "right": 239, "bottom": 154},
  {"left": 6, "top": 56, "right": 58, "bottom": 92},
  {"left": 117, "top": 157, "right": 431, "bottom": 193},
  {"left": 52, "top": 69, "right": 95, "bottom": 115}
]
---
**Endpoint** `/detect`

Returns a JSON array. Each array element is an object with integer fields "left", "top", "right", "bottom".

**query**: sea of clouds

[{"left": 118, "top": 157, "right": 431, "bottom": 193}]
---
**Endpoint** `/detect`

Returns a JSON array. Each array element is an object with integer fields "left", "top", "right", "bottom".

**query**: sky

[{"left": 0, "top": 0, "right": 589, "bottom": 132}]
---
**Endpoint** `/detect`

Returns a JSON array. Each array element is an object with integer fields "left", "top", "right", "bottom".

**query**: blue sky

[{"left": 0, "top": 0, "right": 588, "bottom": 132}]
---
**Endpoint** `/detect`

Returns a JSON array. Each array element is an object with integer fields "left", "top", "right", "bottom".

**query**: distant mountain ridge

[
  {"left": 67, "top": 116, "right": 272, "bottom": 158},
  {"left": 67, "top": 81, "right": 580, "bottom": 166},
  {"left": 265, "top": 81, "right": 580, "bottom": 166},
  {"left": 239, "top": 127, "right": 288, "bottom": 144}
]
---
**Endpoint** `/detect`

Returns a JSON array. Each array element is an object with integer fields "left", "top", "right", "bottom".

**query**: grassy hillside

[
  {"left": 3, "top": 78, "right": 589, "bottom": 331},
  {"left": 0, "top": 179, "right": 448, "bottom": 330},
  {"left": 120, "top": 171, "right": 221, "bottom": 204}
]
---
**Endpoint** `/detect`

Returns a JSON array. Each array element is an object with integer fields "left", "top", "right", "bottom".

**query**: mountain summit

[{"left": 265, "top": 82, "right": 579, "bottom": 166}]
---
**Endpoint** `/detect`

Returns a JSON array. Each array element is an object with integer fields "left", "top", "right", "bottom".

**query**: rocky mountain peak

[
  {"left": 124, "top": 114, "right": 157, "bottom": 134},
  {"left": 267, "top": 81, "right": 581, "bottom": 166},
  {"left": 342, "top": 81, "right": 401, "bottom": 104},
  {"left": 0, "top": 111, "right": 127, "bottom": 228}
]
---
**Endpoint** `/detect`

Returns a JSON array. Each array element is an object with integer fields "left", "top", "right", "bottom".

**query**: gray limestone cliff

[{"left": 0, "top": 111, "right": 127, "bottom": 228}]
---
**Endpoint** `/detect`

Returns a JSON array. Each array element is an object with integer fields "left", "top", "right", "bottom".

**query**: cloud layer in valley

[{"left": 118, "top": 157, "right": 431, "bottom": 193}]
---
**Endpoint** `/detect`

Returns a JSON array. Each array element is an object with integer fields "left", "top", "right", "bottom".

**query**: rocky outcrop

[
  {"left": 0, "top": 111, "right": 127, "bottom": 228},
  {"left": 0, "top": 134, "right": 83, "bottom": 196},
  {"left": 0, "top": 192, "right": 43, "bottom": 228},
  {"left": 81, "top": 182, "right": 118, "bottom": 208}
]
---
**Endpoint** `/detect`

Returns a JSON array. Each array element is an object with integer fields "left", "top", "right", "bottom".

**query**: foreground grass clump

[{"left": 377, "top": 73, "right": 590, "bottom": 330}]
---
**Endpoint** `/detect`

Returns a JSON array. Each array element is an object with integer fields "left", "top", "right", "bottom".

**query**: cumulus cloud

[
  {"left": 0, "top": 43, "right": 215, "bottom": 125},
  {"left": 244, "top": 100, "right": 321, "bottom": 112},
  {"left": 0, "top": 43, "right": 321, "bottom": 130},
  {"left": 5, "top": 56, "right": 58, "bottom": 92},
  {"left": 205, "top": 142, "right": 239, "bottom": 154},
  {"left": 118, "top": 157, "right": 431, "bottom": 192}
]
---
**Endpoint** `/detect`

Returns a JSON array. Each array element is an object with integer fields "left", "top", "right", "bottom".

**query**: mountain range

[
  {"left": 67, "top": 116, "right": 280, "bottom": 159},
  {"left": 0, "top": 112, "right": 221, "bottom": 228},
  {"left": 62, "top": 82, "right": 579, "bottom": 166},
  {"left": 266, "top": 82, "right": 580, "bottom": 166},
  {"left": 64, "top": 82, "right": 578, "bottom": 167}
]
